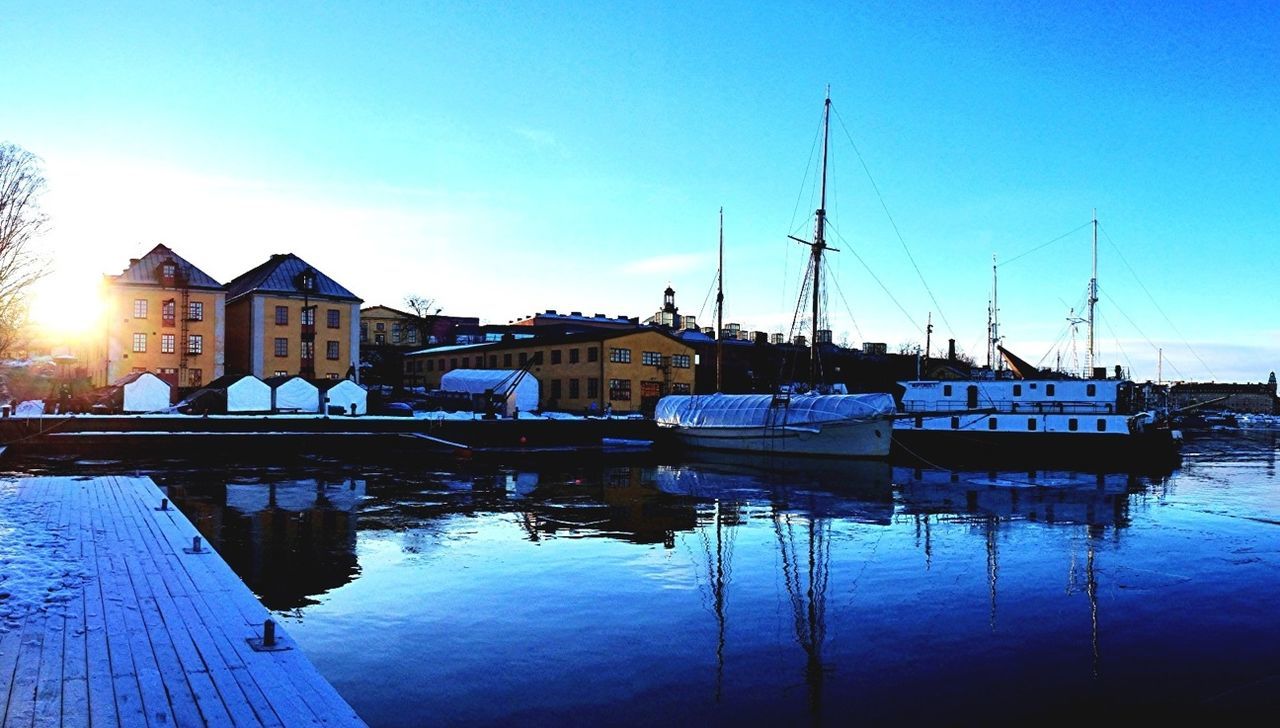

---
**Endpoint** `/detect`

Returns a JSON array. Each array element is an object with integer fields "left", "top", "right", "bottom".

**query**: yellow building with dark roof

[{"left": 92, "top": 244, "right": 226, "bottom": 388}]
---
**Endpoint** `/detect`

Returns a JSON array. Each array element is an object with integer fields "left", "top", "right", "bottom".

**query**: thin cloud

[{"left": 513, "top": 126, "right": 563, "bottom": 152}]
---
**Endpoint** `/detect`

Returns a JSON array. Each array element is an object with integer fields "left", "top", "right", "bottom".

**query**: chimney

[{"left": 948, "top": 339, "right": 956, "bottom": 362}]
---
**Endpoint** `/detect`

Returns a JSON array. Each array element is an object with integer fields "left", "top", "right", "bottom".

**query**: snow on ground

[{"left": 0, "top": 481, "right": 93, "bottom": 633}]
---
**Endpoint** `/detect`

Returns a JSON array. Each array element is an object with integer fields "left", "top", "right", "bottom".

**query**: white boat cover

[
  {"left": 121, "top": 372, "right": 172, "bottom": 412},
  {"left": 440, "top": 369, "right": 539, "bottom": 416},
  {"left": 655, "top": 392, "right": 895, "bottom": 428},
  {"left": 321, "top": 379, "right": 368, "bottom": 415},
  {"left": 226, "top": 377, "right": 272, "bottom": 412},
  {"left": 270, "top": 377, "right": 320, "bottom": 412}
]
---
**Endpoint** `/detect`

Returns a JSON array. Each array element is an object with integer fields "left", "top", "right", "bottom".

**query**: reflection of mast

[
  {"left": 986, "top": 517, "right": 999, "bottom": 631},
  {"left": 697, "top": 499, "right": 736, "bottom": 701},
  {"left": 1086, "top": 537, "right": 1100, "bottom": 678},
  {"left": 773, "top": 507, "right": 830, "bottom": 724}
]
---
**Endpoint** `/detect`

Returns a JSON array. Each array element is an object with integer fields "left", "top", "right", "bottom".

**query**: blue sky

[{"left": 4, "top": 1, "right": 1277, "bottom": 381}]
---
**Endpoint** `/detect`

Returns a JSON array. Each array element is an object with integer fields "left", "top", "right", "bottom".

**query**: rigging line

[
  {"left": 997, "top": 221, "right": 1093, "bottom": 268},
  {"left": 695, "top": 266, "right": 718, "bottom": 326},
  {"left": 831, "top": 103, "right": 956, "bottom": 338},
  {"left": 1097, "top": 285, "right": 1186, "bottom": 379},
  {"left": 828, "top": 221, "right": 924, "bottom": 335},
  {"left": 788, "top": 106, "right": 828, "bottom": 238},
  {"left": 823, "top": 258, "right": 866, "bottom": 344},
  {"left": 1098, "top": 223, "right": 1215, "bottom": 380},
  {"left": 1096, "top": 309, "right": 1135, "bottom": 376}
]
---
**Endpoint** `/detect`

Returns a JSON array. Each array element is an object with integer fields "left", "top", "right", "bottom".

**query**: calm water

[{"left": 20, "top": 430, "right": 1280, "bottom": 724}]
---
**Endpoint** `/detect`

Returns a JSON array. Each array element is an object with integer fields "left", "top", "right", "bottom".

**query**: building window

[
  {"left": 1086, "top": 384, "right": 1096, "bottom": 397},
  {"left": 641, "top": 351, "right": 662, "bottom": 366},
  {"left": 1027, "top": 418, "right": 1037, "bottom": 431},
  {"left": 943, "top": 384, "right": 952, "bottom": 397},
  {"left": 437, "top": 358, "right": 445, "bottom": 371},
  {"left": 274, "top": 338, "right": 288, "bottom": 357},
  {"left": 609, "top": 347, "right": 631, "bottom": 364},
  {"left": 569, "top": 379, "right": 580, "bottom": 399},
  {"left": 1069, "top": 418, "right": 1079, "bottom": 431},
  {"left": 587, "top": 347, "right": 598, "bottom": 363},
  {"left": 672, "top": 383, "right": 691, "bottom": 394},
  {"left": 609, "top": 379, "right": 631, "bottom": 401},
  {"left": 186, "top": 334, "right": 203, "bottom": 354},
  {"left": 327, "top": 373, "right": 339, "bottom": 380},
  {"left": 132, "top": 333, "right": 147, "bottom": 352},
  {"left": 988, "top": 417, "right": 997, "bottom": 430},
  {"left": 551, "top": 379, "right": 562, "bottom": 399},
  {"left": 551, "top": 350, "right": 562, "bottom": 365},
  {"left": 187, "top": 301, "right": 204, "bottom": 321},
  {"left": 392, "top": 323, "right": 402, "bottom": 343},
  {"left": 450, "top": 357, "right": 458, "bottom": 369},
  {"left": 275, "top": 306, "right": 288, "bottom": 325},
  {"left": 375, "top": 334, "right": 385, "bottom": 345},
  {"left": 488, "top": 355, "right": 497, "bottom": 368},
  {"left": 1097, "top": 419, "right": 1107, "bottom": 432},
  {"left": 360, "top": 323, "right": 368, "bottom": 342},
  {"left": 301, "top": 307, "right": 315, "bottom": 326},
  {"left": 503, "top": 353, "right": 512, "bottom": 367},
  {"left": 158, "top": 367, "right": 177, "bottom": 378},
  {"left": 327, "top": 309, "right": 340, "bottom": 328},
  {"left": 274, "top": 370, "right": 288, "bottom": 377},
  {"left": 426, "top": 360, "right": 434, "bottom": 372},
  {"left": 162, "top": 263, "right": 176, "bottom": 279},
  {"left": 161, "top": 334, "right": 175, "bottom": 353},
  {"left": 1013, "top": 384, "right": 1022, "bottom": 397},
  {"left": 519, "top": 352, "right": 528, "bottom": 366},
  {"left": 189, "top": 369, "right": 202, "bottom": 387},
  {"left": 133, "top": 299, "right": 148, "bottom": 319},
  {"left": 301, "top": 340, "right": 314, "bottom": 360},
  {"left": 327, "top": 341, "right": 339, "bottom": 360},
  {"left": 570, "top": 348, "right": 580, "bottom": 364},
  {"left": 407, "top": 329, "right": 418, "bottom": 344},
  {"left": 462, "top": 357, "right": 470, "bottom": 368},
  {"left": 162, "top": 300, "right": 176, "bottom": 327},
  {"left": 1046, "top": 383, "right": 1056, "bottom": 397},
  {"left": 376, "top": 322, "right": 385, "bottom": 331},
  {"left": 587, "top": 377, "right": 599, "bottom": 399},
  {"left": 672, "top": 354, "right": 691, "bottom": 368}
]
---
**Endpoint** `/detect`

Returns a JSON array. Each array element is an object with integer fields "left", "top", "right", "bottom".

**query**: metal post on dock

[
  {"left": 183, "top": 535, "right": 209, "bottom": 554},
  {"left": 156, "top": 498, "right": 169, "bottom": 511}
]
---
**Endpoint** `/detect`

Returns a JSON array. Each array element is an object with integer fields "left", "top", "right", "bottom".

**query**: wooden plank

[{"left": 79, "top": 481, "right": 119, "bottom": 728}]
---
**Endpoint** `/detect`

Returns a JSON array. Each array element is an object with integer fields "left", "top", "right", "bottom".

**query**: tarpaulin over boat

[{"left": 655, "top": 393, "right": 895, "bottom": 428}]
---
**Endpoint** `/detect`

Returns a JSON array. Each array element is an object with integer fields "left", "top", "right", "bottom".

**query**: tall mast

[
  {"left": 811, "top": 90, "right": 831, "bottom": 391},
  {"left": 988, "top": 255, "right": 999, "bottom": 370},
  {"left": 787, "top": 88, "right": 839, "bottom": 392},
  {"left": 1087, "top": 210, "right": 1098, "bottom": 376},
  {"left": 716, "top": 207, "right": 724, "bottom": 392}
]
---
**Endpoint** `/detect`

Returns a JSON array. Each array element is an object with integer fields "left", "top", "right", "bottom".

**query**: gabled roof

[
  {"left": 361, "top": 304, "right": 418, "bottom": 318},
  {"left": 225, "top": 253, "right": 362, "bottom": 303},
  {"left": 205, "top": 374, "right": 267, "bottom": 390},
  {"left": 108, "top": 244, "right": 223, "bottom": 290}
]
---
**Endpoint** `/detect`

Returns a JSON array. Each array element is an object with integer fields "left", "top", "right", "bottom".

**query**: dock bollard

[
  {"left": 247, "top": 617, "right": 291, "bottom": 651},
  {"left": 155, "top": 498, "right": 169, "bottom": 511},
  {"left": 183, "top": 535, "right": 209, "bottom": 555},
  {"left": 263, "top": 619, "right": 276, "bottom": 648}
]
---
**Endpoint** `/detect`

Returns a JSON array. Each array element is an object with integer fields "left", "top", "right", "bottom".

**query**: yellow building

[
  {"left": 404, "top": 328, "right": 696, "bottom": 414},
  {"left": 360, "top": 305, "right": 425, "bottom": 347},
  {"left": 92, "top": 244, "right": 226, "bottom": 388},
  {"left": 225, "top": 254, "right": 362, "bottom": 380}
]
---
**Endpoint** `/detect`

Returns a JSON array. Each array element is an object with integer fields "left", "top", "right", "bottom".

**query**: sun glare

[{"left": 28, "top": 275, "right": 105, "bottom": 346}]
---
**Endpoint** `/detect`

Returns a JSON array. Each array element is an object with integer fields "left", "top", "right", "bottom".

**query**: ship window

[
  {"left": 1087, "top": 383, "right": 1096, "bottom": 396},
  {"left": 1046, "top": 384, "right": 1056, "bottom": 396},
  {"left": 1068, "top": 418, "right": 1078, "bottom": 431},
  {"left": 1027, "top": 418, "right": 1036, "bottom": 431},
  {"left": 915, "top": 416, "right": 923, "bottom": 428},
  {"left": 950, "top": 417, "right": 959, "bottom": 429},
  {"left": 1097, "top": 419, "right": 1107, "bottom": 432},
  {"left": 988, "top": 417, "right": 998, "bottom": 430},
  {"left": 943, "top": 385, "right": 952, "bottom": 397},
  {"left": 1013, "top": 384, "right": 1022, "bottom": 397},
  {"left": 1030, "top": 383, "right": 1038, "bottom": 390}
]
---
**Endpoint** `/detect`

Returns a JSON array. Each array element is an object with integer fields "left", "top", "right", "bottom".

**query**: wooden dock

[{"left": 0, "top": 475, "right": 365, "bottom": 727}]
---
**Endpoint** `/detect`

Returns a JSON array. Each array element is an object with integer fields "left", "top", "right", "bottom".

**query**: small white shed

[
  {"left": 319, "top": 379, "right": 367, "bottom": 415},
  {"left": 119, "top": 371, "right": 172, "bottom": 413},
  {"left": 206, "top": 374, "right": 272, "bottom": 413},
  {"left": 440, "top": 369, "right": 539, "bottom": 417},
  {"left": 266, "top": 375, "right": 321, "bottom": 413}
]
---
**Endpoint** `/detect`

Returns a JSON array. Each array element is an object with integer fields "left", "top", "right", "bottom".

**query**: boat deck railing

[{"left": 900, "top": 400, "right": 1130, "bottom": 415}]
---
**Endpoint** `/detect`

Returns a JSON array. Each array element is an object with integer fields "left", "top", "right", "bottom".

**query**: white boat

[
  {"left": 656, "top": 91, "right": 895, "bottom": 458},
  {"left": 656, "top": 392, "right": 895, "bottom": 457}
]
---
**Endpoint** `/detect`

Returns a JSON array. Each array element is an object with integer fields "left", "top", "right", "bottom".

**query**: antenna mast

[
  {"left": 988, "top": 255, "right": 1000, "bottom": 370},
  {"left": 1087, "top": 210, "right": 1098, "bottom": 376},
  {"left": 716, "top": 207, "right": 724, "bottom": 392}
]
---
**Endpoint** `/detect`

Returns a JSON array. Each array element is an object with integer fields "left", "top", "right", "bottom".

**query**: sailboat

[{"left": 655, "top": 92, "right": 895, "bottom": 458}]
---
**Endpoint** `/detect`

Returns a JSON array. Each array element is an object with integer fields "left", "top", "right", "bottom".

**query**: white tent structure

[
  {"left": 266, "top": 375, "right": 321, "bottom": 413},
  {"left": 119, "top": 372, "right": 173, "bottom": 413},
  {"left": 440, "top": 369, "right": 539, "bottom": 417},
  {"left": 319, "top": 379, "right": 367, "bottom": 415},
  {"left": 207, "top": 375, "right": 272, "bottom": 413}
]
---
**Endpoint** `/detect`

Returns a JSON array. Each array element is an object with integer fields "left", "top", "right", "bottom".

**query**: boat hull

[
  {"left": 665, "top": 417, "right": 891, "bottom": 458},
  {"left": 891, "top": 427, "right": 1181, "bottom": 470}
]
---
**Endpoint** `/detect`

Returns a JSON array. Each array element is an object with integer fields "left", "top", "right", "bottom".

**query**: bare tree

[
  {"left": 0, "top": 143, "right": 50, "bottom": 356},
  {"left": 403, "top": 295, "right": 440, "bottom": 345}
]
